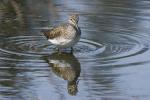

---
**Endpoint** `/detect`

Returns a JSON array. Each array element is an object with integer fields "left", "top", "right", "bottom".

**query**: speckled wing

[
  {"left": 42, "top": 24, "right": 67, "bottom": 39},
  {"left": 42, "top": 27, "right": 61, "bottom": 39}
]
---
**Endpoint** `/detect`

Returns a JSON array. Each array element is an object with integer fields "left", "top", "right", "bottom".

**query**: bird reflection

[{"left": 46, "top": 52, "right": 81, "bottom": 95}]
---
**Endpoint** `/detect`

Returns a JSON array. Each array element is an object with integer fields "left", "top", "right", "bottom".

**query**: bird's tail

[
  {"left": 41, "top": 29, "right": 50, "bottom": 39},
  {"left": 41, "top": 26, "right": 54, "bottom": 39}
]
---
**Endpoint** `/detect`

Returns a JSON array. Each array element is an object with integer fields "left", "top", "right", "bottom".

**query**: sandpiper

[{"left": 42, "top": 14, "right": 81, "bottom": 53}]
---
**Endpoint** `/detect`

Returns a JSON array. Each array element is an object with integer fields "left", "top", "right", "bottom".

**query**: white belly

[
  {"left": 48, "top": 36, "right": 80, "bottom": 48},
  {"left": 48, "top": 38, "right": 72, "bottom": 46}
]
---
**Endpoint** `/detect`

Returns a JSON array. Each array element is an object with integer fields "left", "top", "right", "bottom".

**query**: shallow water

[{"left": 1, "top": 0, "right": 150, "bottom": 100}]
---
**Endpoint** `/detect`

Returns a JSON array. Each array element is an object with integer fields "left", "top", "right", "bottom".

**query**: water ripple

[
  {"left": 0, "top": 36, "right": 104, "bottom": 61},
  {"left": 99, "top": 33, "right": 150, "bottom": 59},
  {"left": 0, "top": 33, "right": 150, "bottom": 66}
]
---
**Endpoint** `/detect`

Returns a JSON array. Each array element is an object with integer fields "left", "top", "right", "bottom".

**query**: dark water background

[{"left": 1, "top": 0, "right": 150, "bottom": 100}]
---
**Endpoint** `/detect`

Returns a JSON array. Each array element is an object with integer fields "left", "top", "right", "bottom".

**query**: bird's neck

[
  {"left": 70, "top": 23, "right": 79, "bottom": 30},
  {"left": 69, "top": 21, "right": 78, "bottom": 27}
]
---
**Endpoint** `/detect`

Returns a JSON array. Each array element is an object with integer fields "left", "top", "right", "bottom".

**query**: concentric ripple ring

[{"left": 0, "top": 36, "right": 105, "bottom": 60}]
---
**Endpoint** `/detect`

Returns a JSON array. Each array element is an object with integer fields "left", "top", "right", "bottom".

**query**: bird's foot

[
  {"left": 54, "top": 48, "right": 62, "bottom": 54},
  {"left": 58, "top": 49, "right": 62, "bottom": 54}
]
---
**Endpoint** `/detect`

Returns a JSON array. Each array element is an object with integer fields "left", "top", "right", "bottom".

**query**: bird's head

[{"left": 68, "top": 14, "right": 79, "bottom": 26}]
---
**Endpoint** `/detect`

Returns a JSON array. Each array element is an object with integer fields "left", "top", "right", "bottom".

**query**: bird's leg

[
  {"left": 58, "top": 48, "right": 62, "bottom": 54},
  {"left": 71, "top": 47, "right": 74, "bottom": 54},
  {"left": 55, "top": 47, "right": 61, "bottom": 53}
]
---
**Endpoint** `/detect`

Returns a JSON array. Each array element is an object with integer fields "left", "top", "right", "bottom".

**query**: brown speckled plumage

[
  {"left": 42, "top": 14, "right": 81, "bottom": 51},
  {"left": 43, "top": 25, "right": 66, "bottom": 39}
]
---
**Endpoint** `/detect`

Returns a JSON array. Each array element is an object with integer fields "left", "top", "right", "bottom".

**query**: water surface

[{"left": 0, "top": 0, "right": 150, "bottom": 100}]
